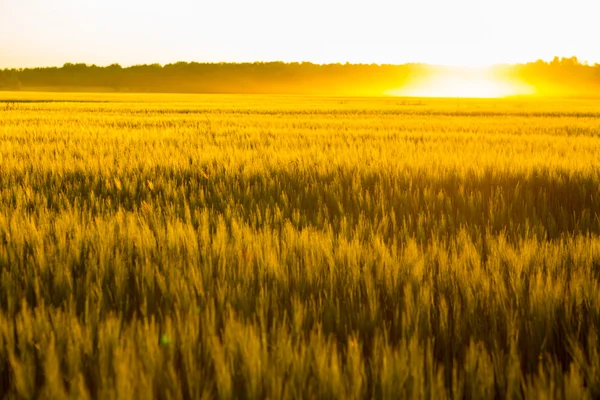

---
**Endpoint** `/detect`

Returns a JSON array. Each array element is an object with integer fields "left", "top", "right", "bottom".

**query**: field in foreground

[{"left": 0, "top": 92, "right": 599, "bottom": 399}]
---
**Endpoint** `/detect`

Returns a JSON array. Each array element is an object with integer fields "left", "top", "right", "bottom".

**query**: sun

[{"left": 386, "top": 67, "right": 535, "bottom": 98}]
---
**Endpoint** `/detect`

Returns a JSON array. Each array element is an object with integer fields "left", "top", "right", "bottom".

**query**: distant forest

[{"left": 1, "top": 57, "right": 599, "bottom": 95}]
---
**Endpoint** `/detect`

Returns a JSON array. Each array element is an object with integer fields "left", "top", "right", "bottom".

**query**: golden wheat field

[{"left": 0, "top": 92, "right": 599, "bottom": 399}]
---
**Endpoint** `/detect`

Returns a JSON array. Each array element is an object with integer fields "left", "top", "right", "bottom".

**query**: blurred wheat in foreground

[{"left": 1, "top": 93, "right": 599, "bottom": 399}]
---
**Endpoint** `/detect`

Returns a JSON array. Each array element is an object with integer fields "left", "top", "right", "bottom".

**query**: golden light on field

[{"left": 387, "top": 68, "right": 536, "bottom": 98}]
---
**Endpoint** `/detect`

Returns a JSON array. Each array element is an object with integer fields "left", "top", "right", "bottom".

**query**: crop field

[{"left": 0, "top": 92, "right": 600, "bottom": 399}]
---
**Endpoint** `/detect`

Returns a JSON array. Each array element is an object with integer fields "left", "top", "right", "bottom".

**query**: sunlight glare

[{"left": 387, "top": 68, "right": 535, "bottom": 98}]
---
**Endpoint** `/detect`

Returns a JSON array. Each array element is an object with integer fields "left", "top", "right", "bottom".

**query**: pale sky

[{"left": 0, "top": 0, "right": 598, "bottom": 68}]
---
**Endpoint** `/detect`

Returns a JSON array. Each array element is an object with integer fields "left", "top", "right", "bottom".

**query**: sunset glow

[
  {"left": 0, "top": 0, "right": 598, "bottom": 68},
  {"left": 387, "top": 69, "right": 536, "bottom": 98}
]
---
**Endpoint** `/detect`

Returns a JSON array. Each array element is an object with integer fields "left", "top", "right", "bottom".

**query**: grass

[{"left": 0, "top": 92, "right": 599, "bottom": 399}]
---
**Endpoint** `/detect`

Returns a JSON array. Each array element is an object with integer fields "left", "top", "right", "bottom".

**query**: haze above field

[
  {"left": 1, "top": 0, "right": 598, "bottom": 68},
  {"left": 2, "top": 59, "right": 599, "bottom": 98}
]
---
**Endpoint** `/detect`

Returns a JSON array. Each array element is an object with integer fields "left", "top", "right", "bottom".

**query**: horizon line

[{"left": 2, "top": 56, "right": 597, "bottom": 70}]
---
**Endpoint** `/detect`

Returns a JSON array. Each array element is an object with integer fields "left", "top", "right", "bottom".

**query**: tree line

[
  {"left": 511, "top": 57, "right": 600, "bottom": 96},
  {"left": 1, "top": 58, "right": 599, "bottom": 95}
]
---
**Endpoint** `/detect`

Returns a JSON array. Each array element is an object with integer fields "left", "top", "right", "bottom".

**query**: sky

[{"left": 0, "top": 0, "right": 598, "bottom": 68}]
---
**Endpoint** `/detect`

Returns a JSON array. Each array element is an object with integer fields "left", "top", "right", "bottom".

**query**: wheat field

[{"left": 0, "top": 92, "right": 599, "bottom": 399}]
